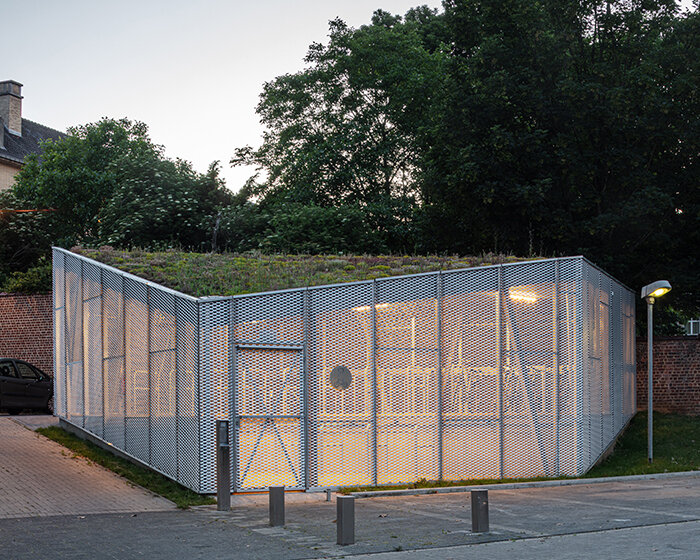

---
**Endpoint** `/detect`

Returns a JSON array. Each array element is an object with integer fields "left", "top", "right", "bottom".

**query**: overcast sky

[
  {"left": 5, "top": 0, "right": 442, "bottom": 192},
  {"left": 6, "top": 0, "right": 695, "bottom": 193}
]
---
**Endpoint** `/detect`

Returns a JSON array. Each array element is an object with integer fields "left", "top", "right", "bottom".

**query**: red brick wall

[
  {"left": 637, "top": 336, "right": 700, "bottom": 416},
  {"left": 0, "top": 293, "right": 53, "bottom": 376}
]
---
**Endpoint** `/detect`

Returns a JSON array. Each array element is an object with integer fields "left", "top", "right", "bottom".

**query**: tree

[
  {"left": 232, "top": 9, "right": 447, "bottom": 252},
  {"left": 421, "top": 0, "right": 699, "bottom": 320},
  {"left": 11, "top": 118, "right": 232, "bottom": 252},
  {"left": 99, "top": 159, "right": 232, "bottom": 249},
  {"left": 13, "top": 118, "right": 160, "bottom": 244}
]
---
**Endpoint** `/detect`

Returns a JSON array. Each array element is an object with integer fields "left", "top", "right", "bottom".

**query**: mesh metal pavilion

[{"left": 52, "top": 248, "right": 636, "bottom": 493}]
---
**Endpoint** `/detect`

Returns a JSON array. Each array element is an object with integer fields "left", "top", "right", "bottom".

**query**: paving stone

[{"left": 0, "top": 417, "right": 175, "bottom": 519}]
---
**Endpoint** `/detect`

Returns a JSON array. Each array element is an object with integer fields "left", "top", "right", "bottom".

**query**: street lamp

[{"left": 640, "top": 280, "right": 671, "bottom": 463}]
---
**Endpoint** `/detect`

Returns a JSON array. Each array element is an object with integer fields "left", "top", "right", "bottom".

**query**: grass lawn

[
  {"left": 71, "top": 247, "right": 534, "bottom": 297},
  {"left": 341, "top": 412, "right": 699, "bottom": 494},
  {"left": 585, "top": 411, "right": 700, "bottom": 477},
  {"left": 36, "top": 426, "right": 215, "bottom": 508}
]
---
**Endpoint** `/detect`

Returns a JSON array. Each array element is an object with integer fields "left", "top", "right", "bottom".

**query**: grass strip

[
  {"left": 585, "top": 411, "right": 699, "bottom": 477},
  {"left": 36, "top": 426, "right": 215, "bottom": 508},
  {"left": 340, "top": 411, "right": 699, "bottom": 494}
]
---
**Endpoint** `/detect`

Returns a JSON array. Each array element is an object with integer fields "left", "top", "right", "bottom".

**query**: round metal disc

[{"left": 329, "top": 366, "right": 352, "bottom": 390}]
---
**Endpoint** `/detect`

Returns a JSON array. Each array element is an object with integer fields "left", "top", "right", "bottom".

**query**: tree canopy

[
  {"left": 234, "top": 1, "right": 699, "bottom": 325},
  {"left": 11, "top": 118, "right": 232, "bottom": 251},
  {"left": 3, "top": 2, "right": 698, "bottom": 327}
]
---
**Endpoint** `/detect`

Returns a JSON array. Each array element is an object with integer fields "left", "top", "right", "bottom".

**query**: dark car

[{"left": 0, "top": 358, "right": 53, "bottom": 415}]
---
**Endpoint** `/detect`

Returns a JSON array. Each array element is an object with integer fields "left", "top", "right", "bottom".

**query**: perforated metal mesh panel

[
  {"left": 375, "top": 275, "right": 440, "bottom": 484},
  {"left": 308, "top": 283, "right": 374, "bottom": 488},
  {"left": 176, "top": 296, "right": 200, "bottom": 491},
  {"left": 441, "top": 267, "right": 500, "bottom": 480},
  {"left": 235, "top": 348, "right": 304, "bottom": 489},
  {"left": 83, "top": 262, "right": 103, "bottom": 438},
  {"left": 53, "top": 250, "right": 66, "bottom": 418},
  {"left": 53, "top": 249, "right": 634, "bottom": 493},
  {"left": 103, "top": 269, "right": 125, "bottom": 449},
  {"left": 501, "top": 260, "right": 558, "bottom": 478},
  {"left": 52, "top": 248, "right": 202, "bottom": 493},
  {"left": 199, "top": 299, "right": 230, "bottom": 493},
  {"left": 149, "top": 288, "right": 177, "bottom": 478},
  {"left": 65, "top": 254, "right": 84, "bottom": 427},
  {"left": 557, "top": 258, "right": 583, "bottom": 476},
  {"left": 231, "top": 291, "right": 305, "bottom": 491}
]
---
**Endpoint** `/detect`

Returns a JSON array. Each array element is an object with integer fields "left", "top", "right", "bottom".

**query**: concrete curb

[{"left": 350, "top": 470, "right": 700, "bottom": 499}]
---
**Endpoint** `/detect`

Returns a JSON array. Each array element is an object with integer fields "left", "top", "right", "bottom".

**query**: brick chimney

[{"left": 0, "top": 80, "right": 23, "bottom": 136}]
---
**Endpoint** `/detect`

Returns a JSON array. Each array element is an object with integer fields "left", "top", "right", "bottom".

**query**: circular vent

[{"left": 329, "top": 366, "right": 352, "bottom": 390}]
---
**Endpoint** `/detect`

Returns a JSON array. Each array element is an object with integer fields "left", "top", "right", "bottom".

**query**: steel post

[
  {"left": 371, "top": 281, "right": 378, "bottom": 486},
  {"left": 269, "top": 486, "right": 285, "bottom": 526},
  {"left": 303, "top": 289, "right": 310, "bottom": 490},
  {"left": 337, "top": 495, "right": 355, "bottom": 545},
  {"left": 647, "top": 299, "right": 654, "bottom": 463},
  {"left": 497, "top": 266, "right": 504, "bottom": 479},
  {"left": 471, "top": 490, "right": 489, "bottom": 533},
  {"left": 216, "top": 420, "right": 231, "bottom": 511},
  {"left": 553, "top": 261, "right": 560, "bottom": 476},
  {"left": 437, "top": 272, "right": 444, "bottom": 480}
]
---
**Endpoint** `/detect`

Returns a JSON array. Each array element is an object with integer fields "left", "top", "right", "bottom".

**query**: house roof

[{"left": 0, "top": 118, "right": 66, "bottom": 165}]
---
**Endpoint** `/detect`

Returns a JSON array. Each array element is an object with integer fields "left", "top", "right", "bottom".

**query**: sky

[
  {"left": 6, "top": 0, "right": 695, "bottom": 194},
  {"left": 5, "top": 0, "right": 443, "bottom": 193}
]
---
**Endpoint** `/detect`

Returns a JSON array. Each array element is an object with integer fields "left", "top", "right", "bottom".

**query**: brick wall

[
  {"left": 637, "top": 336, "right": 700, "bottom": 416},
  {"left": 0, "top": 293, "right": 53, "bottom": 375},
  {"left": 0, "top": 160, "right": 21, "bottom": 191}
]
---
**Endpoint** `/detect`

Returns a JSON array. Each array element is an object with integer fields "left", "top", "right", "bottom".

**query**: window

[
  {"left": 0, "top": 360, "right": 18, "bottom": 378},
  {"left": 686, "top": 319, "right": 700, "bottom": 336},
  {"left": 15, "top": 362, "right": 39, "bottom": 380}
]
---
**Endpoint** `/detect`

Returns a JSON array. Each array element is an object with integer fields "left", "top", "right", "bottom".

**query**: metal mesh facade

[{"left": 53, "top": 249, "right": 635, "bottom": 493}]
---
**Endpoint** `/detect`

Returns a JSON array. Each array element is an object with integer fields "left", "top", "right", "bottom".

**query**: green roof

[{"left": 71, "top": 247, "right": 540, "bottom": 298}]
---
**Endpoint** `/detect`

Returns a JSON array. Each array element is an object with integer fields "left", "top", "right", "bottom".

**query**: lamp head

[{"left": 641, "top": 280, "right": 671, "bottom": 301}]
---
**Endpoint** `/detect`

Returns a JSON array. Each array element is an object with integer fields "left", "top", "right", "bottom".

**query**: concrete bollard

[
  {"left": 337, "top": 495, "right": 355, "bottom": 545},
  {"left": 216, "top": 420, "right": 231, "bottom": 511},
  {"left": 471, "top": 490, "right": 489, "bottom": 533},
  {"left": 326, "top": 488, "right": 332, "bottom": 502},
  {"left": 269, "top": 486, "right": 285, "bottom": 526}
]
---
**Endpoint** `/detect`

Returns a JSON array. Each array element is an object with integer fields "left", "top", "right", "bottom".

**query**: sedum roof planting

[{"left": 71, "top": 247, "right": 542, "bottom": 298}]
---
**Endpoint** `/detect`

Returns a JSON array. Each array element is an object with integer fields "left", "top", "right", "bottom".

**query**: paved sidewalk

[
  {"left": 347, "top": 520, "right": 700, "bottom": 560},
  {"left": 0, "top": 417, "right": 175, "bottom": 519},
  {"left": 0, "top": 474, "right": 698, "bottom": 559}
]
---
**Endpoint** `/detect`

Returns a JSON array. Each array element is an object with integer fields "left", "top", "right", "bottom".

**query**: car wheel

[
  {"left": 8, "top": 408, "right": 22, "bottom": 415},
  {"left": 46, "top": 396, "right": 54, "bottom": 415}
]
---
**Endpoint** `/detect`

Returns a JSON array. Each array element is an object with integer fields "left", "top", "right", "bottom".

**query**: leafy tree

[
  {"left": 421, "top": 0, "right": 699, "bottom": 320},
  {"left": 232, "top": 8, "right": 447, "bottom": 252},
  {"left": 10, "top": 118, "right": 232, "bottom": 254},
  {"left": 0, "top": 190, "right": 54, "bottom": 283},
  {"left": 99, "top": 159, "right": 232, "bottom": 249},
  {"left": 13, "top": 118, "right": 159, "bottom": 244},
  {"left": 214, "top": 201, "right": 270, "bottom": 253},
  {"left": 261, "top": 202, "right": 387, "bottom": 254}
]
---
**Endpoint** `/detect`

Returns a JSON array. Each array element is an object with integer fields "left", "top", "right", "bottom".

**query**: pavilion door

[{"left": 234, "top": 346, "right": 305, "bottom": 490}]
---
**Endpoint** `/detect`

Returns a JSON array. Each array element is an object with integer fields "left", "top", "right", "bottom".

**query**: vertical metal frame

[
  {"left": 436, "top": 272, "right": 444, "bottom": 480},
  {"left": 80, "top": 259, "right": 85, "bottom": 427},
  {"left": 229, "top": 297, "right": 237, "bottom": 493},
  {"left": 553, "top": 260, "right": 560, "bottom": 475},
  {"left": 496, "top": 265, "right": 505, "bottom": 479},
  {"left": 302, "top": 288, "right": 311, "bottom": 489},
  {"left": 100, "top": 267, "right": 106, "bottom": 439},
  {"left": 370, "top": 280, "right": 378, "bottom": 486}
]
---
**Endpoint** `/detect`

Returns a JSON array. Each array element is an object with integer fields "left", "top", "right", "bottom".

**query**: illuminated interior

[{"left": 54, "top": 250, "right": 636, "bottom": 494}]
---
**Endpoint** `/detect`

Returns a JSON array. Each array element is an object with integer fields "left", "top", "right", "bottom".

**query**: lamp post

[{"left": 640, "top": 280, "right": 671, "bottom": 463}]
